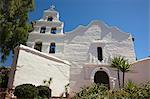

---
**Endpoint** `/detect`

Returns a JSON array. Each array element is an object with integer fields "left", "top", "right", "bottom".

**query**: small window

[
  {"left": 132, "top": 37, "right": 135, "bottom": 41},
  {"left": 34, "top": 41, "right": 42, "bottom": 52},
  {"left": 47, "top": 16, "right": 53, "bottom": 21},
  {"left": 97, "top": 47, "right": 103, "bottom": 62},
  {"left": 40, "top": 26, "right": 46, "bottom": 33},
  {"left": 49, "top": 42, "right": 56, "bottom": 53},
  {"left": 51, "top": 27, "right": 57, "bottom": 34}
]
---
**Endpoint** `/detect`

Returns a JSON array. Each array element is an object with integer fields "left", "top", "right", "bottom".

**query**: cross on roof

[{"left": 50, "top": 5, "right": 55, "bottom": 9}]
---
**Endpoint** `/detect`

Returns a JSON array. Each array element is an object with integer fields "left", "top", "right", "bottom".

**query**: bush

[
  {"left": 139, "top": 82, "right": 150, "bottom": 98},
  {"left": 123, "top": 81, "right": 140, "bottom": 98},
  {"left": 73, "top": 84, "right": 108, "bottom": 99},
  {"left": 37, "top": 85, "right": 51, "bottom": 99},
  {"left": 72, "top": 82, "right": 150, "bottom": 99},
  {"left": 0, "top": 73, "right": 9, "bottom": 88},
  {"left": 14, "top": 84, "right": 38, "bottom": 99},
  {"left": 0, "top": 66, "right": 10, "bottom": 88}
]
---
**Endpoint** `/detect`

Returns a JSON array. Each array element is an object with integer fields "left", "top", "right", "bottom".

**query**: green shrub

[
  {"left": 72, "top": 84, "right": 108, "bottom": 99},
  {"left": 14, "top": 84, "right": 38, "bottom": 99},
  {"left": 72, "top": 82, "right": 150, "bottom": 99},
  {"left": 0, "top": 66, "right": 10, "bottom": 88},
  {"left": 139, "top": 82, "right": 150, "bottom": 98},
  {"left": 123, "top": 80, "right": 140, "bottom": 98},
  {"left": 37, "top": 85, "right": 51, "bottom": 99}
]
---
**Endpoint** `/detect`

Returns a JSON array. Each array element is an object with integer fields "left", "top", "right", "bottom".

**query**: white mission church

[{"left": 8, "top": 6, "right": 150, "bottom": 97}]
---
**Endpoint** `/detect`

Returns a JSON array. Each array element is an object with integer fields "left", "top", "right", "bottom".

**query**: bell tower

[{"left": 27, "top": 5, "right": 65, "bottom": 54}]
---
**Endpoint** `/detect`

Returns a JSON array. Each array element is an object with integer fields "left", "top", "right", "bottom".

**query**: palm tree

[
  {"left": 111, "top": 57, "right": 131, "bottom": 88},
  {"left": 119, "top": 59, "right": 131, "bottom": 87},
  {"left": 111, "top": 56, "right": 124, "bottom": 89}
]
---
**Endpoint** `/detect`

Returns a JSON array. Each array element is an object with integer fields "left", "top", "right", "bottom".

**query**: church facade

[{"left": 8, "top": 6, "right": 150, "bottom": 97}]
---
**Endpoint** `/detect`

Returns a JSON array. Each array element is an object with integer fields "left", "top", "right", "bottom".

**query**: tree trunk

[
  {"left": 117, "top": 69, "right": 121, "bottom": 89},
  {"left": 122, "top": 72, "right": 125, "bottom": 88}
]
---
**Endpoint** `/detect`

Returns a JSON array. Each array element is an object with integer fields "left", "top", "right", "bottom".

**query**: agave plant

[{"left": 43, "top": 77, "right": 52, "bottom": 88}]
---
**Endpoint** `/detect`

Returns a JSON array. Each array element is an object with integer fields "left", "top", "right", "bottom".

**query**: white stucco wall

[
  {"left": 12, "top": 45, "right": 70, "bottom": 97},
  {"left": 27, "top": 33, "right": 65, "bottom": 53},
  {"left": 62, "top": 20, "right": 136, "bottom": 93},
  {"left": 64, "top": 20, "right": 136, "bottom": 64},
  {"left": 125, "top": 58, "right": 150, "bottom": 84}
]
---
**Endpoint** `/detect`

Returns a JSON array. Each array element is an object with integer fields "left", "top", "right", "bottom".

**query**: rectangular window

[
  {"left": 51, "top": 27, "right": 57, "bottom": 34},
  {"left": 97, "top": 47, "right": 103, "bottom": 62},
  {"left": 40, "top": 26, "right": 46, "bottom": 33},
  {"left": 47, "top": 16, "right": 53, "bottom": 21},
  {"left": 34, "top": 42, "right": 42, "bottom": 52},
  {"left": 49, "top": 43, "right": 56, "bottom": 53}
]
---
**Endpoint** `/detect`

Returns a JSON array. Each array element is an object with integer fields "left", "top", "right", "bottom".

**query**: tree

[
  {"left": 119, "top": 58, "right": 131, "bottom": 87},
  {"left": 111, "top": 56, "right": 131, "bottom": 88},
  {"left": 0, "top": 0, "right": 34, "bottom": 62},
  {"left": 111, "top": 57, "right": 123, "bottom": 89}
]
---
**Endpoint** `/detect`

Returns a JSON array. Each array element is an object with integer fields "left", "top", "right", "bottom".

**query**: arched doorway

[{"left": 94, "top": 71, "right": 110, "bottom": 89}]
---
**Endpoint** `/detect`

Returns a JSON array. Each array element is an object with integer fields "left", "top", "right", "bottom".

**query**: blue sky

[{"left": 1, "top": 0, "right": 150, "bottom": 66}]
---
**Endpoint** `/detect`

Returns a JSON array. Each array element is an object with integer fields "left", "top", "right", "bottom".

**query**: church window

[
  {"left": 34, "top": 41, "right": 42, "bottom": 52},
  {"left": 97, "top": 47, "right": 103, "bottom": 62},
  {"left": 40, "top": 26, "right": 46, "bottom": 33},
  {"left": 51, "top": 27, "right": 57, "bottom": 34},
  {"left": 47, "top": 16, "right": 53, "bottom": 21},
  {"left": 49, "top": 42, "right": 56, "bottom": 53},
  {"left": 132, "top": 37, "right": 135, "bottom": 41}
]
